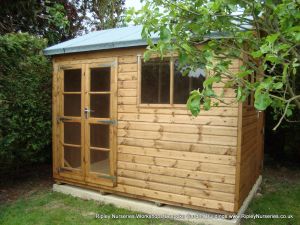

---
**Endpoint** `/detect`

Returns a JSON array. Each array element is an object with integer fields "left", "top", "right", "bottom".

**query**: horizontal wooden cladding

[
  {"left": 242, "top": 114, "right": 257, "bottom": 127},
  {"left": 118, "top": 81, "right": 137, "bottom": 89},
  {"left": 118, "top": 137, "right": 237, "bottom": 156},
  {"left": 118, "top": 145, "right": 236, "bottom": 166},
  {"left": 118, "top": 152, "right": 236, "bottom": 177},
  {"left": 118, "top": 56, "right": 137, "bottom": 64},
  {"left": 118, "top": 113, "right": 238, "bottom": 127},
  {"left": 117, "top": 162, "right": 235, "bottom": 193},
  {"left": 115, "top": 182, "right": 234, "bottom": 212},
  {"left": 118, "top": 97, "right": 238, "bottom": 107},
  {"left": 118, "top": 72, "right": 137, "bottom": 81},
  {"left": 119, "top": 64, "right": 137, "bottom": 73},
  {"left": 117, "top": 175, "right": 235, "bottom": 203},
  {"left": 118, "top": 88, "right": 236, "bottom": 98},
  {"left": 118, "top": 121, "right": 237, "bottom": 136},
  {"left": 118, "top": 129, "right": 237, "bottom": 146},
  {"left": 119, "top": 105, "right": 238, "bottom": 117}
]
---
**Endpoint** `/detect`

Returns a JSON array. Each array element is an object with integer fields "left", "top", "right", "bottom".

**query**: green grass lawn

[
  {"left": 242, "top": 168, "right": 300, "bottom": 225},
  {"left": 0, "top": 189, "right": 187, "bottom": 225},
  {"left": 0, "top": 167, "right": 299, "bottom": 225}
]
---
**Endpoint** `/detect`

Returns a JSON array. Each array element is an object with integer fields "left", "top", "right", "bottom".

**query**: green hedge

[{"left": 0, "top": 33, "right": 52, "bottom": 173}]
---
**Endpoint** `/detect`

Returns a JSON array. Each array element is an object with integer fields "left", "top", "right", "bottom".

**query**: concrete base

[{"left": 53, "top": 175, "right": 262, "bottom": 225}]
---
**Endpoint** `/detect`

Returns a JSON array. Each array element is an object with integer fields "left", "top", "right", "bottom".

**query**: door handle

[
  {"left": 84, "top": 107, "right": 95, "bottom": 118},
  {"left": 97, "top": 120, "right": 117, "bottom": 125}
]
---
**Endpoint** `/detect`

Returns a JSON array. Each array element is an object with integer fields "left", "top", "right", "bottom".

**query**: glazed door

[
  {"left": 56, "top": 60, "right": 117, "bottom": 187},
  {"left": 57, "top": 65, "right": 85, "bottom": 181},
  {"left": 84, "top": 62, "right": 117, "bottom": 187}
]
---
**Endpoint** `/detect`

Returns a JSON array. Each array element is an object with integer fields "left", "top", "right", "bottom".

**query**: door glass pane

[
  {"left": 90, "top": 124, "right": 109, "bottom": 149},
  {"left": 90, "top": 94, "right": 110, "bottom": 118},
  {"left": 64, "top": 94, "right": 81, "bottom": 116},
  {"left": 90, "top": 67, "right": 110, "bottom": 92},
  {"left": 64, "top": 69, "right": 81, "bottom": 92},
  {"left": 90, "top": 150, "right": 110, "bottom": 174},
  {"left": 64, "top": 122, "right": 81, "bottom": 145},
  {"left": 64, "top": 146, "right": 81, "bottom": 169}
]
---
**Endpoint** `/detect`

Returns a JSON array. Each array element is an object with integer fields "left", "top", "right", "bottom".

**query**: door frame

[{"left": 53, "top": 57, "right": 118, "bottom": 187}]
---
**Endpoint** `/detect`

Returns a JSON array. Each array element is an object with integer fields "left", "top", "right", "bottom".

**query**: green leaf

[
  {"left": 237, "top": 86, "right": 243, "bottom": 101},
  {"left": 251, "top": 50, "right": 263, "bottom": 58},
  {"left": 254, "top": 93, "right": 272, "bottom": 110},
  {"left": 273, "top": 82, "right": 283, "bottom": 89},
  {"left": 187, "top": 91, "right": 201, "bottom": 116},
  {"left": 266, "top": 33, "right": 280, "bottom": 44},
  {"left": 286, "top": 108, "right": 293, "bottom": 117},
  {"left": 160, "top": 27, "right": 171, "bottom": 42}
]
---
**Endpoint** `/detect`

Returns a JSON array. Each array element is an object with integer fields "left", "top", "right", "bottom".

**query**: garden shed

[{"left": 44, "top": 25, "right": 264, "bottom": 214}]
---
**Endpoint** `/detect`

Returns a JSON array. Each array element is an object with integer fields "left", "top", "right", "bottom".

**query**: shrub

[{"left": 0, "top": 33, "right": 52, "bottom": 173}]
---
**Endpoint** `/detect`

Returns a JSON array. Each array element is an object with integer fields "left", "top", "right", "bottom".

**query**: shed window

[
  {"left": 141, "top": 58, "right": 170, "bottom": 103},
  {"left": 141, "top": 57, "right": 205, "bottom": 104}
]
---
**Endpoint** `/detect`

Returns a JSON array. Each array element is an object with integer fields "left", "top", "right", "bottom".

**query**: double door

[{"left": 54, "top": 59, "right": 117, "bottom": 187}]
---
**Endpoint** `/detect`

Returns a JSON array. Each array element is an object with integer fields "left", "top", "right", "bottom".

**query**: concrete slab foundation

[{"left": 53, "top": 175, "right": 262, "bottom": 225}]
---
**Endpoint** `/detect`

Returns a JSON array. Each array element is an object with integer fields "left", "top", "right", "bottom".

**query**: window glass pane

[
  {"left": 90, "top": 150, "right": 110, "bottom": 174},
  {"left": 90, "top": 94, "right": 110, "bottom": 118},
  {"left": 64, "top": 69, "right": 81, "bottom": 92},
  {"left": 90, "top": 124, "right": 109, "bottom": 149},
  {"left": 64, "top": 94, "right": 81, "bottom": 117},
  {"left": 64, "top": 146, "right": 81, "bottom": 169},
  {"left": 64, "top": 122, "right": 81, "bottom": 145},
  {"left": 90, "top": 67, "right": 110, "bottom": 92},
  {"left": 174, "top": 60, "right": 205, "bottom": 104},
  {"left": 141, "top": 58, "right": 170, "bottom": 104}
]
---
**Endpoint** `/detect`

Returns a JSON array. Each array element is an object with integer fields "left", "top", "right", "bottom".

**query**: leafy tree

[
  {"left": 0, "top": 0, "right": 126, "bottom": 44},
  {"left": 86, "top": 0, "right": 126, "bottom": 30},
  {"left": 0, "top": 0, "right": 70, "bottom": 45},
  {"left": 0, "top": 33, "right": 52, "bottom": 172},
  {"left": 130, "top": 0, "right": 300, "bottom": 129}
]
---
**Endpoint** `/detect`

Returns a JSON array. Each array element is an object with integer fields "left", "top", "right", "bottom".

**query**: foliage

[
  {"left": 129, "top": 0, "right": 300, "bottom": 129},
  {"left": 0, "top": 0, "right": 126, "bottom": 45},
  {"left": 0, "top": 0, "right": 70, "bottom": 45},
  {"left": 0, "top": 33, "right": 52, "bottom": 171},
  {"left": 84, "top": 0, "right": 126, "bottom": 30}
]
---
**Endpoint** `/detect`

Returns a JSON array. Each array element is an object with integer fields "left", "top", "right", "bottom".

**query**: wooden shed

[{"left": 44, "top": 25, "right": 264, "bottom": 214}]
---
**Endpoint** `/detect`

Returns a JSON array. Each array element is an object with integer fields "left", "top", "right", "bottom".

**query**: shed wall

[{"left": 53, "top": 47, "right": 241, "bottom": 213}]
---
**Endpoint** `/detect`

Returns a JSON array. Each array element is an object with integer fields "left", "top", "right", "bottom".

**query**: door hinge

[{"left": 97, "top": 119, "right": 117, "bottom": 125}]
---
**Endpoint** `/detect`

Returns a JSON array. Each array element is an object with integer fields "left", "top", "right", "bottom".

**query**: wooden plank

[
  {"left": 118, "top": 137, "right": 237, "bottom": 156},
  {"left": 52, "top": 62, "right": 59, "bottom": 176},
  {"left": 117, "top": 177, "right": 235, "bottom": 202},
  {"left": 119, "top": 56, "right": 137, "bottom": 64},
  {"left": 118, "top": 153, "right": 236, "bottom": 177},
  {"left": 118, "top": 113, "right": 238, "bottom": 127},
  {"left": 118, "top": 72, "right": 137, "bottom": 81},
  {"left": 118, "top": 105, "right": 238, "bottom": 117},
  {"left": 118, "top": 129, "right": 237, "bottom": 146},
  {"left": 118, "top": 63, "right": 137, "bottom": 73},
  {"left": 242, "top": 114, "right": 257, "bottom": 127},
  {"left": 118, "top": 80, "right": 137, "bottom": 89},
  {"left": 118, "top": 145, "right": 236, "bottom": 165},
  {"left": 118, "top": 167, "right": 234, "bottom": 189},
  {"left": 137, "top": 54, "right": 142, "bottom": 105},
  {"left": 113, "top": 183, "right": 234, "bottom": 211},
  {"left": 118, "top": 161, "right": 235, "bottom": 193},
  {"left": 118, "top": 89, "right": 136, "bottom": 97},
  {"left": 118, "top": 97, "right": 137, "bottom": 105},
  {"left": 118, "top": 121, "right": 238, "bottom": 136}
]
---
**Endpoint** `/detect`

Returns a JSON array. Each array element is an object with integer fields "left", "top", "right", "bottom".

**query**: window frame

[{"left": 137, "top": 55, "right": 206, "bottom": 108}]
